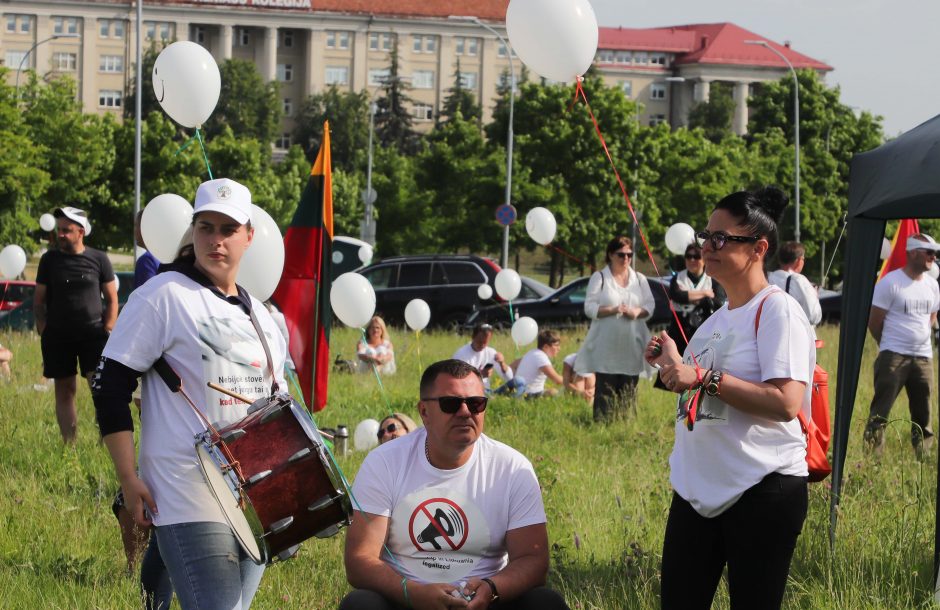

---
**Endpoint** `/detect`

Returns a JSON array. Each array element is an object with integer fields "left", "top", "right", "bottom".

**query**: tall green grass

[{"left": 0, "top": 324, "right": 936, "bottom": 608}]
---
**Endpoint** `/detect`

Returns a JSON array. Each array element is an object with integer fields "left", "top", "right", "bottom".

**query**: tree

[
  {"left": 371, "top": 146, "right": 424, "bottom": 255},
  {"left": 293, "top": 87, "right": 370, "bottom": 170},
  {"left": 203, "top": 59, "right": 282, "bottom": 144},
  {"left": 374, "top": 46, "right": 419, "bottom": 155},
  {"left": 439, "top": 60, "right": 481, "bottom": 125},
  {"left": 122, "top": 42, "right": 168, "bottom": 122},
  {"left": 686, "top": 82, "right": 735, "bottom": 143}
]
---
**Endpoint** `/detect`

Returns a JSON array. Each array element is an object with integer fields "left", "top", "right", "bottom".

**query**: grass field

[{"left": 0, "top": 323, "right": 937, "bottom": 609}]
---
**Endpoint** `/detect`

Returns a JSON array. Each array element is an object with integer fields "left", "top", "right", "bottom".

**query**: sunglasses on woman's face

[
  {"left": 421, "top": 395, "right": 489, "bottom": 414},
  {"left": 685, "top": 253, "right": 702, "bottom": 260},
  {"left": 614, "top": 251, "right": 633, "bottom": 259},
  {"left": 377, "top": 422, "right": 400, "bottom": 439}
]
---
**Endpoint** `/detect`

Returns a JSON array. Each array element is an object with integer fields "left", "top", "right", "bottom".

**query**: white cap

[
  {"left": 906, "top": 234, "right": 940, "bottom": 252},
  {"left": 53, "top": 206, "right": 92, "bottom": 235},
  {"left": 194, "top": 178, "right": 252, "bottom": 225}
]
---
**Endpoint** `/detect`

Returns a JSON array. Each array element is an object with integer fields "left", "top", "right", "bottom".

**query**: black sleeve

[
  {"left": 97, "top": 249, "right": 115, "bottom": 284},
  {"left": 92, "top": 357, "right": 142, "bottom": 436},
  {"left": 669, "top": 275, "right": 691, "bottom": 304},
  {"left": 711, "top": 281, "right": 728, "bottom": 309},
  {"left": 35, "top": 252, "right": 49, "bottom": 285}
]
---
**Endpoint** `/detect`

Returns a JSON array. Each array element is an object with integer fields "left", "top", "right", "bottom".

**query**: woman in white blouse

[
  {"left": 575, "top": 236, "right": 655, "bottom": 422},
  {"left": 357, "top": 315, "right": 396, "bottom": 375}
]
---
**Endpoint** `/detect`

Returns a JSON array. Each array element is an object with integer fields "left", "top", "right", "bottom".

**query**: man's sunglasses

[
  {"left": 614, "top": 251, "right": 633, "bottom": 259},
  {"left": 685, "top": 253, "right": 702, "bottom": 260},
  {"left": 421, "top": 395, "right": 488, "bottom": 414},
  {"left": 695, "top": 230, "right": 759, "bottom": 251},
  {"left": 377, "top": 422, "right": 401, "bottom": 439}
]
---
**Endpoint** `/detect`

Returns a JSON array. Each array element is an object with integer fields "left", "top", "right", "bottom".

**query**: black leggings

[
  {"left": 338, "top": 586, "right": 569, "bottom": 610},
  {"left": 593, "top": 373, "right": 638, "bottom": 422},
  {"left": 660, "top": 473, "right": 807, "bottom": 610}
]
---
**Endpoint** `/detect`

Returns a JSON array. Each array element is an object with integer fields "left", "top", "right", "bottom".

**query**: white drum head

[{"left": 196, "top": 443, "right": 263, "bottom": 563}]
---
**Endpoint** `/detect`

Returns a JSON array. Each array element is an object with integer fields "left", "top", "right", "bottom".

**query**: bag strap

[
  {"left": 785, "top": 275, "right": 792, "bottom": 294},
  {"left": 240, "top": 288, "right": 280, "bottom": 395}
]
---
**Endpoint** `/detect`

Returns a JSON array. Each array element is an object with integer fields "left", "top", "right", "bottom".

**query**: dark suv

[{"left": 357, "top": 254, "right": 501, "bottom": 328}]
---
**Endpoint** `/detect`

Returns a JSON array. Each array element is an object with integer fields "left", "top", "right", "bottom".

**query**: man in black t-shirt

[{"left": 34, "top": 206, "right": 118, "bottom": 443}]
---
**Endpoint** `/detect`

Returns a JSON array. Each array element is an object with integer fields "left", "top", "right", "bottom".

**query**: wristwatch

[
  {"left": 704, "top": 370, "right": 723, "bottom": 397},
  {"left": 481, "top": 577, "right": 500, "bottom": 604}
]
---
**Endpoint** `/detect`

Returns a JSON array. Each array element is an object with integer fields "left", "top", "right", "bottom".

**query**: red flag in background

[
  {"left": 272, "top": 122, "right": 333, "bottom": 411},
  {"left": 879, "top": 218, "right": 920, "bottom": 280}
]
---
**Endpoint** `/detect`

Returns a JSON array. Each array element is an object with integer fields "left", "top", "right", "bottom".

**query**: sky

[{"left": 590, "top": 0, "right": 940, "bottom": 137}]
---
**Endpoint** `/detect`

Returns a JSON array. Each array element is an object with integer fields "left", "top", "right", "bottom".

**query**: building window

[
  {"left": 325, "top": 66, "right": 349, "bottom": 85},
  {"left": 193, "top": 26, "right": 206, "bottom": 43},
  {"left": 413, "top": 34, "right": 436, "bottom": 53},
  {"left": 460, "top": 72, "right": 478, "bottom": 89},
  {"left": 634, "top": 52, "right": 648, "bottom": 65},
  {"left": 99, "top": 54, "right": 123, "bottom": 73},
  {"left": 455, "top": 36, "right": 479, "bottom": 56},
  {"left": 5, "top": 15, "right": 16, "bottom": 33},
  {"left": 281, "top": 29, "right": 294, "bottom": 48},
  {"left": 53, "top": 52, "right": 77, "bottom": 71},
  {"left": 282, "top": 98, "right": 292, "bottom": 116},
  {"left": 237, "top": 27, "right": 250, "bottom": 46},
  {"left": 412, "top": 70, "right": 434, "bottom": 89},
  {"left": 369, "top": 32, "right": 394, "bottom": 52},
  {"left": 649, "top": 114, "right": 666, "bottom": 127},
  {"left": 100, "top": 19, "right": 125, "bottom": 38},
  {"left": 412, "top": 35, "right": 423, "bottom": 53},
  {"left": 326, "top": 30, "right": 350, "bottom": 49},
  {"left": 53, "top": 17, "right": 79, "bottom": 36},
  {"left": 651, "top": 53, "right": 667, "bottom": 66},
  {"left": 498, "top": 42, "right": 508, "bottom": 58},
  {"left": 145, "top": 22, "right": 173, "bottom": 42},
  {"left": 650, "top": 83, "right": 667, "bottom": 100},
  {"left": 113, "top": 20, "right": 124, "bottom": 38},
  {"left": 275, "top": 133, "right": 291, "bottom": 150},
  {"left": 620, "top": 80, "right": 633, "bottom": 98},
  {"left": 99, "top": 89, "right": 122, "bottom": 108},
  {"left": 276, "top": 63, "right": 293, "bottom": 82},
  {"left": 368, "top": 68, "right": 390, "bottom": 86},
  {"left": 424, "top": 35, "right": 437, "bottom": 53},
  {"left": 413, "top": 104, "right": 433, "bottom": 121},
  {"left": 5, "top": 50, "right": 28, "bottom": 69},
  {"left": 7, "top": 14, "right": 30, "bottom": 34}
]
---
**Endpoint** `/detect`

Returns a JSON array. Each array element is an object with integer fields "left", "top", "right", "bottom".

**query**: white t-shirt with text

[{"left": 872, "top": 268, "right": 940, "bottom": 358}]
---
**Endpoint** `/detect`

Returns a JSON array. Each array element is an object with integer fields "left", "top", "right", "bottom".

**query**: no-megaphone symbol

[{"left": 409, "top": 498, "right": 469, "bottom": 551}]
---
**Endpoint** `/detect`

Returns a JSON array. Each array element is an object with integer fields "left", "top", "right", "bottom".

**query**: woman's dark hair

[
  {"left": 604, "top": 235, "right": 632, "bottom": 264},
  {"left": 685, "top": 243, "right": 702, "bottom": 257},
  {"left": 713, "top": 186, "right": 788, "bottom": 258}
]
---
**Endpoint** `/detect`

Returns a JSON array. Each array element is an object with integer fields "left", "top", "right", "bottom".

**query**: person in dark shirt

[{"left": 34, "top": 206, "right": 118, "bottom": 444}]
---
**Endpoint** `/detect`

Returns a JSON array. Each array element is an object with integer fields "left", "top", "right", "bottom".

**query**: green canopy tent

[{"left": 832, "top": 114, "right": 940, "bottom": 596}]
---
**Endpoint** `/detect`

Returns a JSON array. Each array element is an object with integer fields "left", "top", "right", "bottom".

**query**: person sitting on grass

[
  {"left": 514, "top": 330, "right": 564, "bottom": 399},
  {"left": 0, "top": 342, "right": 12, "bottom": 381},
  {"left": 376, "top": 412, "right": 418, "bottom": 446},
  {"left": 562, "top": 352, "right": 594, "bottom": 404}
]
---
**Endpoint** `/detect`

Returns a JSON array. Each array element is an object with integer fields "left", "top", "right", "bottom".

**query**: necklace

[{"left": 425, "top": 438, "right": 432, "bottom": 466}]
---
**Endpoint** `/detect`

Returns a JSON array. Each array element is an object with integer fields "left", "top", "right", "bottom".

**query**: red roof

[
  {"left": 600, "top": 22, "right": 832, "bottom": 72},
  {"left": 139, "top": 0, "right": 508, "bottom": 20}
]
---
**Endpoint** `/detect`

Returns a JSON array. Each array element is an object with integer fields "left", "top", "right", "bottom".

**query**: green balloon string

[
  {"left": 195, "top": 127, "right": 214, "bottom": 180},
  {"left": 361, "top": 328, "right": 394, "bottom": 417}
]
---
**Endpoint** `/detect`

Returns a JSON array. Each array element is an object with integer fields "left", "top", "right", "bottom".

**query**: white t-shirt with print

[
  {"left": 452, "top": 343, "right": 513, "bottom": 388},
  {"left": 669, "top": 286, "right": 814, "bottom": 518},
  {"left": 516, "top": 348, "right": 552, "bottom": 393},
  {"left": 352, "top": 428, "right": 546, "bottom": 584},
  {"left": 103, "top": 271, "right": 287, "bottom": 527},
  {"left": 872, "top": 268, "right": 940, "bottom": 358}
]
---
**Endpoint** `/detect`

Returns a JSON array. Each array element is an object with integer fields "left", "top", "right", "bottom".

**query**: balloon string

[
  {"left": 173, "top": 134, "right": 196, "bottom": 156},
  {"left": 360, "top": 328, "right": 393, "bottom": 414},
  {"left": 573, "top": 79, "right": 700, "bottom": 372},
  {"left": 195, "top": 128, "right": 214, "bottom": 180},
  {"left": 547, "top": 243, "right": 589, "bottom": 269},
  {"left": 508, "top": 299, "right": 516, "bottom": 325},
  {"left": 415, "top": 330, "right": 423, "bottom": 373}
]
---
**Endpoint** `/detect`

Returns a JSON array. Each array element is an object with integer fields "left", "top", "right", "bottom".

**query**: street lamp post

[
  {"left": 745, "top": 39, "right": 800, "bottom": 242},
  {"left": 14, "top": 33, "right": 80, "bottom": 96},
  {"left": 450, "top": 15, "right": 515, "bottom": 269},
  {"left": 361, "top": 99, "right": 378, "bottom": 245}
]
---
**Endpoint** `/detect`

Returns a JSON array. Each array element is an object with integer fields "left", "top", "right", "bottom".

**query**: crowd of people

[{"left": 10, "top": 176, "right": 918, "bottom": 610}]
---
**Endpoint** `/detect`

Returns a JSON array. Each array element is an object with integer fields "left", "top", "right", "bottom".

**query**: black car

[
  {"left": 357, "top": 254, "right": 502, "bottom": 328},
  {"left": 462, "top": 275, "right": 673, "bottom": 330}
]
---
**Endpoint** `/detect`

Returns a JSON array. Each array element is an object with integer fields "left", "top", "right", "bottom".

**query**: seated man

[
  {"left": 341, "top": 359, "right": 569, "bottom": 610},
  {"left": 515, "top": 330, "right": 564, "bottom": 398},
  {"left": 453, "top": 323, "right": 524, "bottom": 396}
]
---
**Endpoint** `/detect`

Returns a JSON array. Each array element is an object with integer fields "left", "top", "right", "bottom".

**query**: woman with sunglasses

[
  {"left": 666, "top": 243, "right": 726, "bottom": 353},
  {"left": 576, "top": 235, "right": 655, "bottom": 422},
  {"left": 645, "top": 186, "right": 815, "bottom": 609},
  {"left": 376, "top": 412, "right": 417, "bottom": 445}
]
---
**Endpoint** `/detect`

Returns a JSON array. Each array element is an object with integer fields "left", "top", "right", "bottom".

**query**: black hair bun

[{"left": 754, "top": 186, "right": 788, "bottom": 225}]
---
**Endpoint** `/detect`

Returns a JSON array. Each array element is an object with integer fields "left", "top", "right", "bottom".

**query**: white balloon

[
  {"left": 358, "top": 245, "right": 374, "bottom": 265},
  {"left": 141, "top": 194, "right": 193, "bottom": 263},
  {"left": 665, "top": 223, "right": 696, "bottom": 255},
  {"left": 236, "top": 205, "right": 285, "bottom": 301},
  {"left": 331, "top": 272, "right": 377, "bottom": 328},
  {"left": 39, "top": 213, "right": 55, "bottom": 232},
  {"left": 506, "top": 0, "right": 599, "bottom": 83},
  {"left": 354, "top": 418, "right": 380, "bottom": 452},
  {"left": 113, "top": 273, "right": 120, "bottom": 293},
  {"left": 477, "top": 284, "right": 493, "bottom": 300},
  {"left": 511, "top": 316, "right": 539, "bottom": 346},
  {"left": 929, "top": 262, "right": 939, "bottom": 280},
  {"left": 152, "top": 41, "right": 222, "bottom": 128},
  {"left": 494, "top": 269, "right": 522, "bottom": 301},
  {"left": 880, "top": 238, "right": 892, "bottom": 260},
  {"left": 404, "top": 299, "right": 431, "bottom": 331},
  {"left": 0, "top": 245, "right": 27, "bottom": 279},
  {"left": 332, "top": 251, "right": 344, "bottom": 264},
  {"left": 525, "top": 207, "right": 557, "bottom": 246}
]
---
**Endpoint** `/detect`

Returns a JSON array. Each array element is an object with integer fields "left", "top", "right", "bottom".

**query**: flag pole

[{"left": 307, "top": 121, "right": 330, "bottom": 413}]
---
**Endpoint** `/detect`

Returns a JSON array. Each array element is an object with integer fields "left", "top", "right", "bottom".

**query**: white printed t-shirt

[
  {"left": 452, "top": 343, "right": 513, "bottom": 389},
  {"left": 516, "top": 348, "right": 552, "bottom": 394},
  {"left": 872, "top": 268, "right": 940, "bottom": 358},
  {"left": 669, "top": 286, "right": 814, "bottom": 518},
  {"left": 103, "top": 270, "right": 287, "bottom": 527},
  {"left": 352, "top": 428, "right": 546, "bottom": 584}
]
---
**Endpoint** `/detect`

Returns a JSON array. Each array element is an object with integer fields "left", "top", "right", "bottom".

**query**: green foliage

[
  {"left": 122, "top": 42, "right": 167, "bottom": 122},
  {"left": 204, "top": 59, "right": 283, "bottom": 145},
  {"left": 293, "top": 87, "right": 370, "bottom": 171},
  {"left": 440, "top": 59, "right": 482, "bottom": 125},
  {"left": 686, "top": 81, "right": 735, "bottom": 143},
  {"left": 374, "top": 46, "right": 419, "bottom": 155}
]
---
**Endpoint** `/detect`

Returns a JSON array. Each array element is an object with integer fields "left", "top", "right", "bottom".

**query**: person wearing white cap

[
  {"left": 864, "top": 232, "right": 940, "bottom": 459},
  {"left": 34, "top": 205, "right": 118, "bottom": 444},
  {"left": 93, "top": 178, "right": 287, "bottom": 609}
]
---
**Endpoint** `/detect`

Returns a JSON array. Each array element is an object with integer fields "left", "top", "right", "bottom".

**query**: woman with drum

[
  {"left": 646, "top": 186, "right": 815, "bottom": 609},
  {"left": 93, "top": 178, "right": 288, "bottom": 610},
  {"left": 575, "top": 236, "right": 655, "bottom": 422},
  {"left": 666, "top": 242, "right": 726, "bottom": 353}
]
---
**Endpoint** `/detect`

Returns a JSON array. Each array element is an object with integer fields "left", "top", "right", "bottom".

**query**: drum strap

[{"left": 243, "top": 295, "right": 280, "bottom": 396}]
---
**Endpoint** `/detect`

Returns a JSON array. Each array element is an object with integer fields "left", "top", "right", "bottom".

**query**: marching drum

[{"left": 196, "top": 393, "right": 352, "bottom": 565}]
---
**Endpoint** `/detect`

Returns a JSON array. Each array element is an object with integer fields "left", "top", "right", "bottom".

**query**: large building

[{"left": 1, "top": 0, "right": 831, "bottom": 147}]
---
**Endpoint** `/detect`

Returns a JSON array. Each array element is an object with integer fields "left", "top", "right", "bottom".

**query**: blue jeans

[
  {"left": 141, "top": 531, "right": 172, "bottom": 610},
  {"left": 491, "top": 376, "right": 526, "bottom": 397},
  {"left": 154, "top": 521, "right": 264, "bottom": 610}
]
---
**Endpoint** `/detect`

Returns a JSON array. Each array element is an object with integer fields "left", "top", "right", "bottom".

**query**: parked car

[
  {"left": 462, "top": 275, "right": 673, "bottom": 331},
  {"left": 819, "top": 288, "right": 841, "bottom": 323},
  {"left": 0, "top": 280, "right": 36, "bottom": 317},
  {"left": 357, "top": 254, "right": 502, "bottom": 328}
]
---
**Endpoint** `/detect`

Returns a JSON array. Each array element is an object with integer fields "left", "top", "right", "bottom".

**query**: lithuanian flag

[
  {"left": 272, "top": 122, "right": 333, "bottom": 411},
  {"left": 879, "top": 218, "right": 920, "bottom": 280}
]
